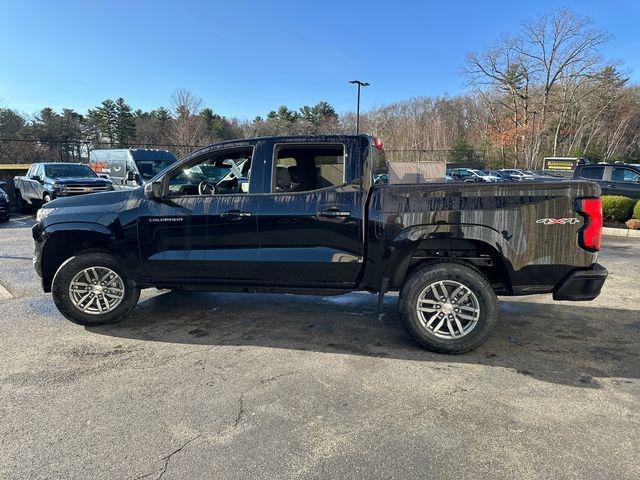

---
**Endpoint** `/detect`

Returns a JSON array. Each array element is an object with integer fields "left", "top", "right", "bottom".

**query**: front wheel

[
  {"left": 399, "top": 262, "right": 498, "bottom": 354},
  {"left": 52, "top": 252, "right": 140, "bottom": 326}
]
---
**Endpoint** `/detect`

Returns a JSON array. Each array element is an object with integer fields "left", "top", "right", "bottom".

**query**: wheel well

[
  {"left": 41, "top": 232, "right": 112, "bottom": 289},
  {"left": 403, "top": 239, "right": 512, "bottom": 294}
]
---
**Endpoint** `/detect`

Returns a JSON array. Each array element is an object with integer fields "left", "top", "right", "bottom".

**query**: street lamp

[{"left": 349, "top": 80, "right": 369, "bottom": 134}]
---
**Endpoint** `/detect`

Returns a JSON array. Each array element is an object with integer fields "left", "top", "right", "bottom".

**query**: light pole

[{"left": 349, "top": 80, "right": 369, "bottom": 134}]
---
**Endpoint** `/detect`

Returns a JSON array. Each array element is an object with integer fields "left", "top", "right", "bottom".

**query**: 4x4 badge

[{"left": 536, "top": 218, "right": 579, "bottom": 225}]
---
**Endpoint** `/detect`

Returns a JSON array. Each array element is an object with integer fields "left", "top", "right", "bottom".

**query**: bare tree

[
  {"left": 170, "top": 88, "right": 206, "bottom": 156},
  {"left": 466, "top": 8, "right": 609, "bottom": 168}
]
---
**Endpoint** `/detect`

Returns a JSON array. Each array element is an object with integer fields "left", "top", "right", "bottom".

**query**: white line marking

[{"left": 0, "top": 283, "right": 13, "bottom": 300}]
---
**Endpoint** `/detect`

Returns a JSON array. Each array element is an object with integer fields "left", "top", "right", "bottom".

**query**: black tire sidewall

[
  {"left": 399, "top": 262, "right": 498, "bottom": 354},
  {"left": 52, "top": 252, "right": 140, "bottom": 326}
]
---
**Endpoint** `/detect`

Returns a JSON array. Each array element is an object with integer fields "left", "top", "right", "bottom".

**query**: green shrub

[
  {"left": 601, "top": 196, "right": 636, "bottom": 222},
  {"left": 634, "top": 200, "right": 640, "bottom": 220}
]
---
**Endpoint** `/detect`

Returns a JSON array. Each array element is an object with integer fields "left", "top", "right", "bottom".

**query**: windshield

[
  {"left": 470, "top": 170, "right": 485, "bottom": 176},
  {"left": 136, "top": 158, "right": 177, "bottom": 180},
  {"left": 44, "top": 164, "right": 97, "bottom": 178}
]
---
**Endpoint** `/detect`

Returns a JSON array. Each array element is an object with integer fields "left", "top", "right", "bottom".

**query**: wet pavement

[{"left": 1, "top": 215, "right": 639, "bottom": 479}]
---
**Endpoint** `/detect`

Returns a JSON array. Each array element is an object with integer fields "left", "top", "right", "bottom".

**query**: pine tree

[{"left": 114, "top": 98, "right": 136, "bottom": 147}]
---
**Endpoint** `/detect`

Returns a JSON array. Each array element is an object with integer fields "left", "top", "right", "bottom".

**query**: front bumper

[{"left": 553, "top": 263, "right": 608, "bottom": 301}]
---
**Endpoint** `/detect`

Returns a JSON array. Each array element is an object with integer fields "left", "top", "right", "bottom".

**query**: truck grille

[{"left": 62, "top": 185, "right": 110, "bottom": 194}]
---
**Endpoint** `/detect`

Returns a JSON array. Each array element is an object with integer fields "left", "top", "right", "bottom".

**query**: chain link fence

[{"left": 0, "top": 137, "right": 205, "bottom": 165}]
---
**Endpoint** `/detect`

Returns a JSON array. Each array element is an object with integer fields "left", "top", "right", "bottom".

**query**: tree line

[{"left": 1, "top": 8, "right": 638, "bottom": 168}]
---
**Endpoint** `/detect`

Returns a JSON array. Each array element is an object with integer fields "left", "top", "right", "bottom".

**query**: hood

[
  {"left": 50, "top": 177, "right": 111, "bottom": 185},
  {"left": 41, "top": 188, "right": 144, "bottom": 227}
]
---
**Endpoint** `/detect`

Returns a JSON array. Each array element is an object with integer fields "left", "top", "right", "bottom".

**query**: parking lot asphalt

[{"left": 0, "top": 215, "right": 639, "bottom": 480}]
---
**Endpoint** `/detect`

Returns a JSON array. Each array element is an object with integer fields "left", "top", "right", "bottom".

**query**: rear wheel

[
  {"left": 15, "top": 191, "right": 31, "bottom": 213},
  {"left": 399, "top": 262, "right": 498, "bottom": 354},
  {"left": 52, "top": 252, "right": 140, "bottom": 326}
]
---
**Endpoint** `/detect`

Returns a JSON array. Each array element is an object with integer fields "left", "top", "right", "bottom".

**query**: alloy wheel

[
  {"left": 416, "top": 280, "right": 481, "bottom": 339},
  {"left": 68, "top": 266, "right": 125, "bottom": 315}
]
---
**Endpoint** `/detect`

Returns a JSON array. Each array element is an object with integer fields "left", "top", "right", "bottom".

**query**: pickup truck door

[
  {"left": 26, "top": 165, "right": 44, "bottom": 202},
  {"left": 137, "top": 145, "right": 262, "bottom": 283},
  {"left": 253, "top": 139, "right": 366, "bottom": 286},
  {"left": 609, "top": 166, "right": 640, "bottom": 199}
]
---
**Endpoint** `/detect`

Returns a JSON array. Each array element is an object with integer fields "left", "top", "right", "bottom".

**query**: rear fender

[{"left": 385, "top": 223, "right": 513, "bottom": 289}]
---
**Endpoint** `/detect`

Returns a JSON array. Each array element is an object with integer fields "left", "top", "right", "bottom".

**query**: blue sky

[{"left": 1, "top": 0, "right": 639, "bottom": 119}]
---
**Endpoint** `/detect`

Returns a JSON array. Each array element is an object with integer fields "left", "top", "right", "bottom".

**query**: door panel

[
  {"left": 255, "top": 185, "right": 364, "bottom": 285},
  {"left": 138, "top": 194, "right": 260, "bottom": 282},
  {"left": 610, "top": 167, "right": 640, "bottom": 199}
]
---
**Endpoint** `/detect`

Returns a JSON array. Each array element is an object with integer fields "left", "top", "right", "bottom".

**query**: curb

[{"left": 602, "top": 226, "right": 640, "bottom": 238}]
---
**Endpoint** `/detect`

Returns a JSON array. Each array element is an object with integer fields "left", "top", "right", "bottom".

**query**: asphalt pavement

[{"left": 0, "top": 215, "right": 638, "bottom": 480}]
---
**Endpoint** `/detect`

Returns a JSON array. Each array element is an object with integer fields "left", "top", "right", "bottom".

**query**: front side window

[
  {"left": 580, "top": 167, "right": 604, "bottom": 180},
  {"left": 612, "top": 167, "right": 640, "bottom": 182},
  {"left": 167, "top": 148, "right": 253, "bottom": 196},
  {"left": 272, "top": 144, "right": 344, "bottom": 193}
]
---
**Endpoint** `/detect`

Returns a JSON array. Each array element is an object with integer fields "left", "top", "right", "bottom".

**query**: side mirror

[
  {"left": 144, "top": 180, "right": 163, "bottom": 200},
  {"left": 126, "top": 170, "right": 136, "bottom": 181},
  {"left": 32, "top": 175, "right": 43, "bottom": 183}
]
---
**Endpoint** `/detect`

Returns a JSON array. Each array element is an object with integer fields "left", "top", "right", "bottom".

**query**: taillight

[
  {"left": 373, "top": 137, "right": 384, "bottom": 150},
  {"left": 577, "top": 198, "right": 602, "bottom": 251}
]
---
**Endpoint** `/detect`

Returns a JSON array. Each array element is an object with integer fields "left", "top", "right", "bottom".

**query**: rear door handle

[{"left": 220, "top": 210, "right": 251, "bottom": 218}]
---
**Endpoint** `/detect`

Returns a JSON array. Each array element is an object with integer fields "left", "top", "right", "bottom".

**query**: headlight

[
  {"left": 36, "top": 207, "right": 55, "bottom": 222},
  {"left": 0, "top": 192, "right": 8, "bottom": 202}
]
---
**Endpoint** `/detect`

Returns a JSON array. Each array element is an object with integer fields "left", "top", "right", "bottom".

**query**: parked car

[
  {"left": 33, "top": 135, "right": 607, "bottom": 354},
  {"left": 14, "top": 163, "right": 113, "bottom": 211},
  {"left": 573, "top": 163, "right": 640, "bottom": 199},
  {"left": 0, "top": 182, "right": 10, "bottom": 222},
  {"left": 490, "top": 170, "right": 518, "bottom": 182},
  {"left": 90, "top": 149, "right": 178, "bottom": 189},
  {"left": 499, "top": 169, "right": 536, "bottom": 181},
  {"left": 448, "top": 168, "right": 502, "bottom": 182}
]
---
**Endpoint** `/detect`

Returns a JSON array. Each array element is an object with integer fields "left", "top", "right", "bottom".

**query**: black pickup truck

[
  {"left": 14, "top": 162, "right": 113, "bottom": 210},
  {"left": 32, "top": 135, "right": 607, "bottom": 353}
]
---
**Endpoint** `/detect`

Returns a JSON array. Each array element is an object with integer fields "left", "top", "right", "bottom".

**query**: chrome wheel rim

[
  {"left": 416, "top": 280, "right": 480, "bottom": 339},
  {"left": 69, "top": 267, "right": 125, "bottom": 315}
]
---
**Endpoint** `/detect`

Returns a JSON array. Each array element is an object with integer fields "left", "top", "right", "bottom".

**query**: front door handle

[
  {"left": 318, "top": 209, "right": 351, "bottom": 218},
  {"left": 220, "top": 210, "right": 251, "bottom": 218}
]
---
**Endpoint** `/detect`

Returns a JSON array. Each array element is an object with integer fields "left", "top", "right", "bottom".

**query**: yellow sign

[{"left": 544, "top": 159, "right": 577, "bottom": 171}]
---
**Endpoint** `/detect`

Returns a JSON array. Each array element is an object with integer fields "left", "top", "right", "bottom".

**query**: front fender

[{"left": 37, "top": 221, "right": 140, "bottom": 292}]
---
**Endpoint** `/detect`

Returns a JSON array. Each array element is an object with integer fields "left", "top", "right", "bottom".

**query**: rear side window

[
  {"left": 272, "top": 144, "right": 345, "bottom": 192},
  {"left": 580, "top": 167, "right": 604, "bottom": 180},
  {"left": 612, "top": 167, "right": 640, "bottom": 182}
]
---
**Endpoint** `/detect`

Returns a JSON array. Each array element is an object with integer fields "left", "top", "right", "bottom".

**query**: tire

[
  {"left": 399, "top": 261, "right": 498, "bottom": 354},
  {"left": 52, "top": 252, "right": 140, "bottom": 326},
  {"left": 43, "top": 193, "right": 52, "bottom": 204},
  {"left": 15, "top": 191, "right": 31, "bottom": 213}
]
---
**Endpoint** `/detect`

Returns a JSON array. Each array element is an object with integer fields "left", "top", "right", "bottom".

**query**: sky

[{"left": 1, "top": 0, "right": 639, "bottom": 119}]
